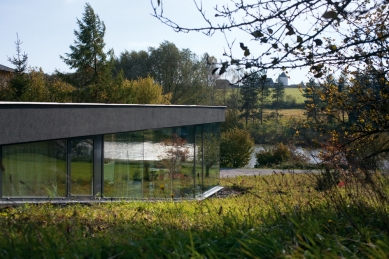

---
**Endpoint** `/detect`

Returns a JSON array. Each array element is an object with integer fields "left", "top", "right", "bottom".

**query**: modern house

[{"left": 0, "top": 102, "right": 225, "bottom": 203}]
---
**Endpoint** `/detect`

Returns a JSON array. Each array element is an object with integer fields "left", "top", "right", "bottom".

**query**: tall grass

[{"left": 0, "top": 173, "right": 388, "bottom": 258}]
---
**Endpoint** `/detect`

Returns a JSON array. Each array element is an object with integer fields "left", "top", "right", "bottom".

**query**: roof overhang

[{"left": 0, "top": 102, "right": 226, "bottom": 145}]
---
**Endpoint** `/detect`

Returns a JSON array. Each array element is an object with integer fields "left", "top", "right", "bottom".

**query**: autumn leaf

[
  {"left": 267, "top": 28, "right": 273, "bottom": 34},
  {"left": 314, "top": 39, "right": 323, "bottom": 46},
  {"left": 251, "top": 30, "right": 264, "bottom": 38},
  {"left": 285, "top": 25, "right": 295, "bottom": 36},
  {"left": 297, "top": 36, "right": 303, "bottom": 43},
  {"left": 328, "top": 45, "right": 337, "bottom": 52},
  {"left": 240, "top": 42, "right": 248, "bottom": 50},
  {"left": 322, "top": 11, "right": 338, "bottom": 19},
  {"left": 244, "top": 49, "right": 250, "bottom": 57}
]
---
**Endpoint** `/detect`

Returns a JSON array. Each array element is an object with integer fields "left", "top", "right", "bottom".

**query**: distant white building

[{"left": 278, "top": 72, "right": 288, "bottom": 86}]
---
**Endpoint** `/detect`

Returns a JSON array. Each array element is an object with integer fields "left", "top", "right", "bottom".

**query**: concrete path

[{"left": 220, "top": 168, "right": 316, "bottom": 178}]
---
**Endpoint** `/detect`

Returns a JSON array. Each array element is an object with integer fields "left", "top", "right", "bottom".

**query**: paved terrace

[{"left": 220, "top": 168, "right": 317, "bottom": 178}]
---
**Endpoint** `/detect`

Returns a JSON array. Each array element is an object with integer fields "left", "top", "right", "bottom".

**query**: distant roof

[
  {"left": 215, "top": 79, "right": 239, "bottom": 89},
  {"left": 0, "top": 64, "right": 14, "bottom": 72},
  {"left": 279, "top": 72, "right": 287, "bottom": 77},
  {"left": 265, "top": 78, "right": 274, "bottom": 84}
]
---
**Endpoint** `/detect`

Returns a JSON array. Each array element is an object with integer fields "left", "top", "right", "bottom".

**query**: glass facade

[
  {"left": 1, "top": 140, "right": 67, "bottom": 198},
  {"left": 70, "top": 139, "right": 93, "bottom": 196},
  {"left": 0, "top": 123, "right": 220, "bottom": 201},
  {"left": 103, "top": 131, "right": 144, "bottom": 199}
]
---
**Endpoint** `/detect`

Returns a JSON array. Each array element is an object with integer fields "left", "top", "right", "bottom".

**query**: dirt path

[{"left": 220, "top": 168, "right": 316, "bottom": 178}]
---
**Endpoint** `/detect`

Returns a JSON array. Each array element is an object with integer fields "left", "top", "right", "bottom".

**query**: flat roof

[{"left": 0, "top": 102, "right": 226, "bottom": 145}]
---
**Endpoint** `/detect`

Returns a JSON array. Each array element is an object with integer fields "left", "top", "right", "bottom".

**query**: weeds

[{"left": 0, "top": 173, "right": 388, "bottom": 258}]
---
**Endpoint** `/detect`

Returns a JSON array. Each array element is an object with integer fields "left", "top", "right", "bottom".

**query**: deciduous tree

[
  {"left": 152, "top": 0, "right": 389, "bottom": 79},
  {"left": 220, "top": 128, "right": 254, "bottom": 168}
]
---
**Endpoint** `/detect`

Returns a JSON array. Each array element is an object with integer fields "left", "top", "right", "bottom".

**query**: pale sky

[{"left": 0, "top": 0, "right": 308, "bottom": 84}]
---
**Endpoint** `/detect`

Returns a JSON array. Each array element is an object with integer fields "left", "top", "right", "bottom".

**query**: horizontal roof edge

[
  {"left": 0, "top": 102, "right": 225, "bottom": 145},
  {"left": 0, "top": 101, "right": 226, "bottom": 109}
]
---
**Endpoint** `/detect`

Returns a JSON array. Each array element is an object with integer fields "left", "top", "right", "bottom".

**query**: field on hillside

[
  {"left": 215, "top": 87, "right": 305, "bottom": 105},
  {"left": 264, "top": 108, "right": 306, "bottom": 120},
  {"left": 284, "top": 88, "right": 305, "bottom": 104},
  {"left": 1, "top": 173, "right": 388, "bottom": 258}
]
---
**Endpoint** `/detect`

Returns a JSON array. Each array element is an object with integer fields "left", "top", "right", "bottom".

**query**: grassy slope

[
  {"left": 284, "top": 88, "right": 305, "bottom": 104},
  {"left": 215, "top": 87, "right": 305, "bottom": 104},
  {"left": 0, "top": 174, "right": 388, "bottom": 258}
]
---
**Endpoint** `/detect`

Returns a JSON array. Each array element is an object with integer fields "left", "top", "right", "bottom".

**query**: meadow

[
  {"left": 0, "top": 172, "right": 388, "bottom": 258},
  {"left": 284, "top": 88, "right": 305, "bottom": 104}
]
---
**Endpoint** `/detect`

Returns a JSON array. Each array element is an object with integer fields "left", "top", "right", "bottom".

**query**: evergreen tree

[
  {"left": 303, "top": 78, "right": 323, "bottom": 122},
  {"left": 60, "top": 3, "right": 113, "bottom": 89},
  {"left": 239, "top": 72, "right": 262, "bottom": 127},
  {"left": 7, "top": 34, "right": 29, "bottom": 100},
  {"left": 303, "top": 78, "right": 320, "bottom": 121},
  {"left": 271, "top": 79, "right": 285, "bottom": 126},
  {"left": 258, "top": 80, "right": 270, "bottom": 125}
]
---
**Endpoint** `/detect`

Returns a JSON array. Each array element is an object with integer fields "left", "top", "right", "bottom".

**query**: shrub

[
  {"left": 220, "top": 128, "right": 254, "bottom": 168},
  {"left": 255, "top": 143, "right": 310, "bottom": 168}
]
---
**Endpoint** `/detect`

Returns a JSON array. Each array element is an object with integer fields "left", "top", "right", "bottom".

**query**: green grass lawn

[{"left": 0, "top": 173, "right": 388, "bottom": 258}]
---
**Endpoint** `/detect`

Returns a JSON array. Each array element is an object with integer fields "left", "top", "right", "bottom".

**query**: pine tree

[
  {"left": 60, "top": 3, "right": 113, "bottom": 89},
  {"left": 258, "top": 80, "right": 270, "bottom": 125},
  {"left": 271, "top": 79, "right": 285, "bottom": 126},
  {"left": 239, "top": 73, "right": 261, "bottom": 127},
  {"left": 7, "top": 34, "right": 29, "bottom": 100},
  {"left": 303, "top": 78, "right": 322, "bottom": 122}
]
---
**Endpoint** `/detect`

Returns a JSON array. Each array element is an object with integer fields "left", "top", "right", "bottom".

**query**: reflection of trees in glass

[
  {"left": 71, "top": 139, "right": 93, "bottom": 159},
  {"left": 201, "top": 133, "right": 220, "bottom": 177},
  {"left": 160, "top": 133, "right": 189, "bottom": 177}
]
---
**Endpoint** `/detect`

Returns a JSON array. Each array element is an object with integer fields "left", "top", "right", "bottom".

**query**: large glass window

[
  {"left": 70, "top": 139, "right": 93, "bottom": 196},
  {"left": 203, "top": 123, "right": 221, "bottom": 191},
  {"left": 1, "top": 140, "right": 67, "bottom": 198},
  {"left": 143, "top": 128, "right": 172, "bottom": 199},
  {"left": 1, "top": 123, "right": 221, "bottom": 201},
  {"left": 171, "top": 126, "right": 195, "bottom": 199},
  {"left": 103, "top": 132, "right": 144, "bottom": 198},
  {"left": 195, "top": 125, "right": 204, "bottom": 196}
]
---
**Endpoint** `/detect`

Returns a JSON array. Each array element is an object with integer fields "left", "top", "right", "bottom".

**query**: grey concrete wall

[{"left": 0, "top": 102, "right": 225, "bottom": 145}]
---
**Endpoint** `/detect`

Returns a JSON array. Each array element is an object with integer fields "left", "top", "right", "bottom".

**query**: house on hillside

[
  {"left": 215, "top": 79, "right": 239, "bottom": 89},
  {"left": 0, "top": 64, "right": 13, "bottom": 83},
  {"left": 278, "top": 72, "right": 288, "bottom": 86}
]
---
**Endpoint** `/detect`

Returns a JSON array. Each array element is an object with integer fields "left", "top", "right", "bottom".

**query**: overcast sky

[{"left": 0, "top": 0, "right": 308, "bottom": 84}]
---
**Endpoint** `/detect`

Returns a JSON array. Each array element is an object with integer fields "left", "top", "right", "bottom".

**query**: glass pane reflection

[
  {"left": 71, "top": 139, "right": 93, "bottom": 196},
  {"left": 203, "top": 123, "right": 221, "bottom": 191},
  {"left": 104, "top": 132, "right": 144, "bottom": 198},
  {"left": 2, "top": 140, "right": 67, "bottom": 197}
]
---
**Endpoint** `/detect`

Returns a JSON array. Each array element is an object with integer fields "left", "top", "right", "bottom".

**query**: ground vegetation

[{"left": 0, "top": 174, "right": 388, "bottom": 258}]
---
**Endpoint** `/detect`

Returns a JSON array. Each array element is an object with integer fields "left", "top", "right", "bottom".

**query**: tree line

[{"left": 0, "top": 4, "right": 218, "bottom": 105}]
